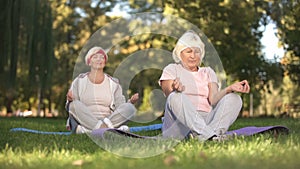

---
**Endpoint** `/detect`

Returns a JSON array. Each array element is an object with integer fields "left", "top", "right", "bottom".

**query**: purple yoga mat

[
  {"left": 91, "top": 128, "right": 156, "bottom": 139},
  {"left": 226, "top": 125, "right": 289, "bottom": 136},
  {"left": 91, "top": 125, "right": 289, "bottom": 139}
]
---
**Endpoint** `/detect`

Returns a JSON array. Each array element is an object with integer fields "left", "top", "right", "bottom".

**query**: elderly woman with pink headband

[
  {"left": 159, "top": 30, "right": 250, "bottom": 141},
  {"left": 66, "top": 46, "right": 139, "bottom": 134}
]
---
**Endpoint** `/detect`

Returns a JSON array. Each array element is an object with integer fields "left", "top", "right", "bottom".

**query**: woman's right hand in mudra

[
  {"left": 129, "top": 93, "right": 139, "bottom": 104},
  {"left": 172, "top": 78, "right": 185, "bottom": 92}
]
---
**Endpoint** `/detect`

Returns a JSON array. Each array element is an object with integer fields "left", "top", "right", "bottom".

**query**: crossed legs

[
  {"left": 68, "top": 100, "right": 136, "bottom": 132},
  {"left": 163, "top": 92, "right": 242, "bottom": 141}
]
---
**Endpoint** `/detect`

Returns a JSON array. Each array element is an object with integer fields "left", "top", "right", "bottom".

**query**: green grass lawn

[{"left": 0, "top": 117, "right": 300, "bottom": 169}]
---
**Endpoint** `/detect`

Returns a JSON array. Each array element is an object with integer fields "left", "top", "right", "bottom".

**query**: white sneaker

[
  {"left": 75, "top": 125, "right": 91, "bottom": 134},
  {"left": 117, "top": 125, "right": 129, "bottom": 132},
  {"left": 103, "top": 118, "right": 114, "bottom": 128},
  {"left": 211, "top": 135, "right": 231, "bottom": 142}
]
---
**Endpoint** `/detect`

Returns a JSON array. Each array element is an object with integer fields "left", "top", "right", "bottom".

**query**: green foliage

[
  {"left": 269, "top": 0, "right": 300, "bottom": 84},
  {"left": 0, "top": 0, "right": 299, "bottom": 117},
  {"left": 120, "top": 0, "right": 285, "bottom": 111},
  {"left": 0, "top": 0, "right": 55, "bottom": 115}
]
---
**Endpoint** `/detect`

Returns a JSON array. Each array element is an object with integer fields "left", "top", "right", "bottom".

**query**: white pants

[
  {"left": 68, "top": 100, "right": 136, "bottom": 130},
  {"left": 162, "top": 92, "right": 242, "bottom": 141}
]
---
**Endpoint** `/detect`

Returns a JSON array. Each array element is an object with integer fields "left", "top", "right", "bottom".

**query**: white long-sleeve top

[{"left": 69, "top": 72, "right": 126, "bottom": 116}]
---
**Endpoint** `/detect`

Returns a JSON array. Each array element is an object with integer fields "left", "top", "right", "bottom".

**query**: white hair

[{"left": 172, "top": 30, "right": 205, "bottom": 63}]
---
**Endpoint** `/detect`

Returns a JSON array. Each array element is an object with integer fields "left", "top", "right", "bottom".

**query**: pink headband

[{"left": 87, "top": 49, "right": 107, "bottom": 65}]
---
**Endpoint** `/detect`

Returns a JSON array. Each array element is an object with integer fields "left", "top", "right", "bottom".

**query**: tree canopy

[{"left": 0, "top": 0, "right": 299, "bottom": 117}]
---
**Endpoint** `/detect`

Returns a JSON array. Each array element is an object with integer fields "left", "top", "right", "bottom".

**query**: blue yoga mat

[
  {"left": 10, "top": 128, "right": 72, "bottom": 135},
  {"left": 10, "top": 124, "right": 289, "bottom": 138},
  {"left": 9, "top": 124, "right": 163, "bottom": 135},
  {"left": 130, "top": 124, "right": 163, "bottom": 132}
]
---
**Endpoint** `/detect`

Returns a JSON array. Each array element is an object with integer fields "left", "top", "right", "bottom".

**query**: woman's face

[
  {"left": 89, "top": 53, "right": 106, "bottom": 69},
  {"left": 180, "top": 47, "right": 201, "bottom": 71}
]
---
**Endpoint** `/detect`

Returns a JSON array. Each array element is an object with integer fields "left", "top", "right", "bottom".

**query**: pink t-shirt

[{"left": 159, "top": 64, "right": 218, "bottom": 112}]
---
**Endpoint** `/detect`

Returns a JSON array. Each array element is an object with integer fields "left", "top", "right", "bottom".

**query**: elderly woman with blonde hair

[
  {"left": 159, "top": 30, "right": 250, "bottom": 141},
  {"left": 66, "top": 46, "right": 139, "bottom": 134}
]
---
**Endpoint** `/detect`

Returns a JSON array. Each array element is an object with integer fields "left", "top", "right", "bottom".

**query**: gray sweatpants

[
  {"left": 68, "top": 100, "right": 136, "bottom": 130},
  {"left": 162, "top": 92, "right": 242, "bottom": 141}
]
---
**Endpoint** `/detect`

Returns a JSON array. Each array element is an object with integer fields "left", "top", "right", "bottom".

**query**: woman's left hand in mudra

[{"left": 228, "top": 80, "right": 250, "bottom": 93}]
